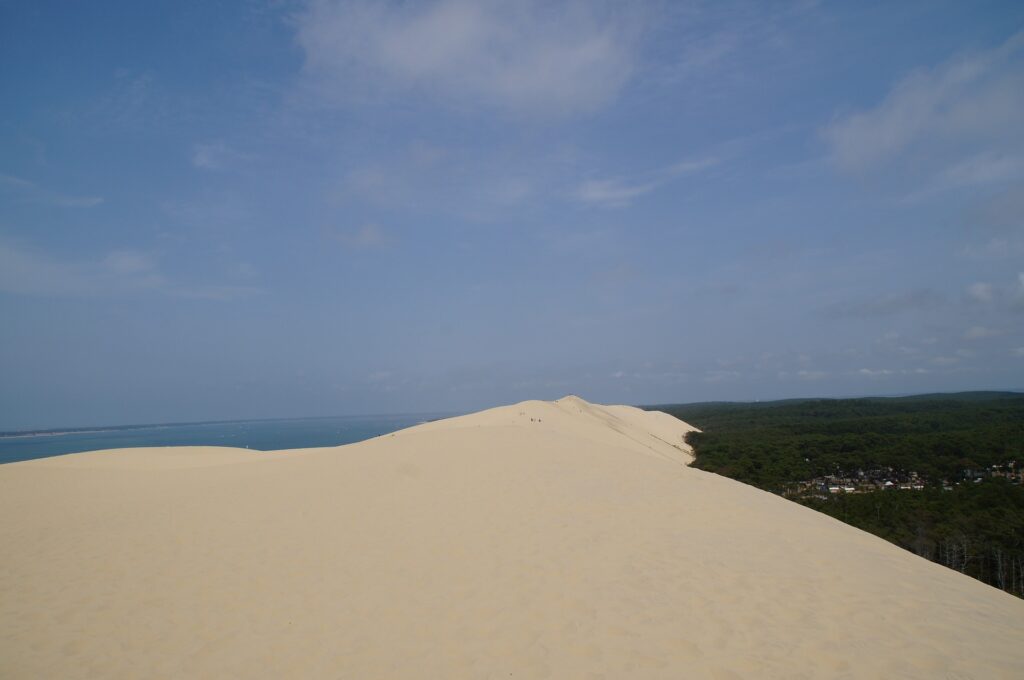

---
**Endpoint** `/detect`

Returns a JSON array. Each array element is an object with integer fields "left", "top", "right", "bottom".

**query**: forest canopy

[{"left": 648, "top": 392, "right": 1024, "bottom": 597}]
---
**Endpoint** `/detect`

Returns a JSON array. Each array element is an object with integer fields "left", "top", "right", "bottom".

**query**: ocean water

[{"left": 0, "top": 413, "right": 453, "bottom": 465}]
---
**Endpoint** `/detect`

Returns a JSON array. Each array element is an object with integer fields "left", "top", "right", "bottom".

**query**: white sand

[{"left": 1, "top": 395, "right": 1022, "bottom": 678}]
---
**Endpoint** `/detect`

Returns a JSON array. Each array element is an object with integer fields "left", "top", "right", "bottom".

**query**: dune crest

[
  {"left": 1, "top": 397, "right": 1022, "bottom": 678},
  {"left": 396, "top": 395, "right": 698, "bottom": 466}
]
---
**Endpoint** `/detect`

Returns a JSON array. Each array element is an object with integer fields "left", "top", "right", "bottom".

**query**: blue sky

[{"left": 2, "top": 0, "right": 1023, "bottom": 429}]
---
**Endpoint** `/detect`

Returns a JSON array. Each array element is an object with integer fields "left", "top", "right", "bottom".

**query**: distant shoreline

[
  {"left": 0, "top": 411, "right": 454, "bottom": 440},
  {"left": 0, "top": 426, "right": 167, "bottom": 440}
]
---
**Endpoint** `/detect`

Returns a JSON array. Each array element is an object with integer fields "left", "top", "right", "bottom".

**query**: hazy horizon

[
  {"left": 3, "top": 1, "right": 1024, "bottom": 430},
  {"left": 4, "top": 388, "right": 1023, "bottom": 434}
]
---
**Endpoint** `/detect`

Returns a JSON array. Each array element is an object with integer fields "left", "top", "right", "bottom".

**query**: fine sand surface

[{"left": 2, "top": 396, "right": 1023, "bottom": 678}]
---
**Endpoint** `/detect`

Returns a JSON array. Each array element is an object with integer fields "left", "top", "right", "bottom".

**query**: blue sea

[{"left": 0, "top": 413, "right": 453, "bottom": 465}]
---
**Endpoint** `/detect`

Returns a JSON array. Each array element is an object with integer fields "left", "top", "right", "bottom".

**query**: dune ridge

[{"left": 1, "top": 396, "right": 1022, "bottom": 678}]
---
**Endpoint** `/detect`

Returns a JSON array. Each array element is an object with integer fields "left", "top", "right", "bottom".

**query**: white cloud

[
  {"left": 967, "top": 282, "right": 994, "bottom": 303},
  {"left": 964, "top": 325, "right": 1001, "bottom": 340},
  {"left": 823, "top": 31, "right": 1024, "bottom": 175},
  {"left": 959, "top": 272, "right": 1024, "bottom": 312},
  {"left": 0, "top": 174, "right": 103, "bottom": 208},
  {"left": 859, "top": 367, "right": 933, "bottom": 377},
  {"left": 295, "top": 0, "right": 642, "bottom": 116},
  {"left": 667, "top": 157, "right": 720, "bottom": 176},
  {"left": 573, "top": 178, "right": 658, "bottom": 208},
  {"left": 191, "top": 141, "right": 251, "bottom": 170}
]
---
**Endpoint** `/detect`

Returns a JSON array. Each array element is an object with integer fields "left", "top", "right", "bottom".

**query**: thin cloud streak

[
  {"left": 573, "top": 156, "right": 720, "bottom": 208},
  {"left": 817, "top": 290, "right": 947, "bottom": 319},
  {"left": 0, "top": 240, "right": 259, "bottom": 301},
  {"left": 0, "top": 174, "right": 104, "bottom": 208}
]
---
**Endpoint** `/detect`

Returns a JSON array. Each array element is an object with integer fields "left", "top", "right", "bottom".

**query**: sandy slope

[{"left": 1, "top": 396, "right": 1022, "bottom": 679}]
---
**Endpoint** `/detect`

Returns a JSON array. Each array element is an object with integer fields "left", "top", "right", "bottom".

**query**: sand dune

[{"left": 2, "top": 396, "right": 1022, "bottom": 678}]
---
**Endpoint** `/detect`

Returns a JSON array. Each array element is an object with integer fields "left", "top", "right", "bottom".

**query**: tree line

[{"left": 648, "top": 392, "right": 1024, "bottom": 597}]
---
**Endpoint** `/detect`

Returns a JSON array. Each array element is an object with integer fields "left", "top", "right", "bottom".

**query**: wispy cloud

[
  {"left": 656, "top": 30, "right": 739, "bottom": 84},
  {"left": 642, "top": 1, "right": 814, "bottom": 94},
  {"left": 0, "top": 239, "right": 258, "bottom": 301},
  {"left": 970, "top": 183, "right": 1024, "bottom": 234},
  {"left": 858, "top": 368, "right": 894, "bottom": 377},
  {"left": 818, "top": 289, "right": 945, "bottom": 319},
  {"left": 823, "top": 31, "right": 1024, "bottom": 179},
  {"left": 966, "top": 282, "right": 994, "bottom": 303},
  {"left": 667, "top": 157, "right": 720, "bottom": 175},
  {"left": 1013, "top": 272, "right": 1024, "bottom": 312},
  {"left": 0, "top": 174, "right": 103, "bottom": 207},
  {"left": 961, "top": 273, "right": 1024, "bottom": 310},
  {"left": 330, "top": 223, "right": 394, "bottom": 249},
  {"left": 903, "top": 152, "right": 1024, "bottom": 202},
  {"left": 941, "top": 152, "right": 1023, "bottom": 188},
  {"left": 573, "top": 155, "right": 719, "bottom": 208},
  {"left": 0, "top": 240, "right": 161, "bottom": 296},
  {"left": 334, "top": 141, "right": 550, "bottom": 220},
  {"left": 573, "top": 178, "right": 658, "bottom": 208},
  {"left": 191, "top": 141, "right": 253, "bottom": 171},
  {"left": 857, "top": 367, "right": 932, "bottom": 378},
  {"left": 295, "top": 0, "right": 643, "bottom": 116},
  {"left": 964, "top": 325, "right": 1001, "bottom": 340}
]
